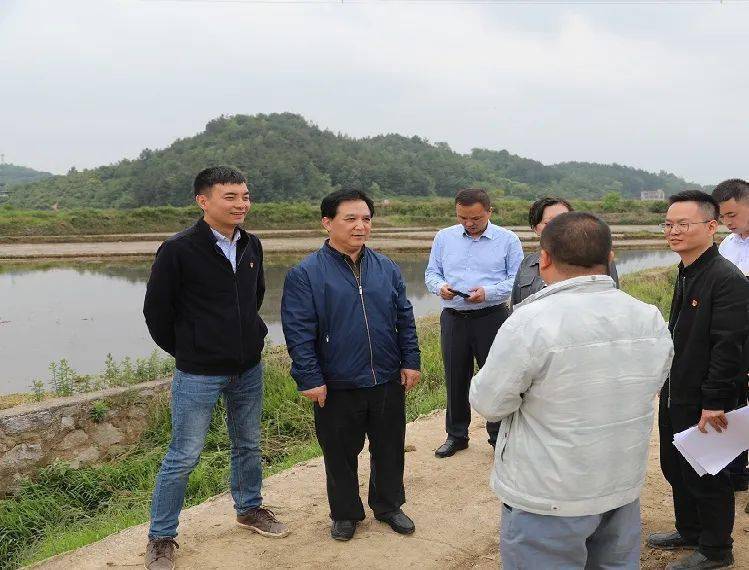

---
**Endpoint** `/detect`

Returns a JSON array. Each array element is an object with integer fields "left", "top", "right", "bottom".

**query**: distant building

[{"left": 641, "top": 189, "right": 665, "bottom": 201}]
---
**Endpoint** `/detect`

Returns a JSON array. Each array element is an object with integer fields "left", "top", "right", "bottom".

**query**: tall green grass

[{"left": 620, "top": 266, "right": 676, "bottom": 319}]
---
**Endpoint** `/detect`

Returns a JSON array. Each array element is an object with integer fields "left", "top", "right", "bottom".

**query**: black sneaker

[
  {"left": 331, "top": 520, "right": 357, "bottom": 541},
  {"left": 665, "top": 551, "right": 734, "bottom": 569},
  {"left": 647, "top": 531, "right": 699, "bottom": 550}
]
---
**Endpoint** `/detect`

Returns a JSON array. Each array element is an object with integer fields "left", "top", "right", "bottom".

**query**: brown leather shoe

[
  {"left": 145, "top": 537, "right": 178, "bottom": 570},
  {"left": 236, "top": 506, "right": 290, "bottom": 538}
]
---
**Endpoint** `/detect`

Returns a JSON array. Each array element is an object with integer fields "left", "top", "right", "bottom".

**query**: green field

[{"left": 0, "top": 196, "right": 670, "bottom": 238}]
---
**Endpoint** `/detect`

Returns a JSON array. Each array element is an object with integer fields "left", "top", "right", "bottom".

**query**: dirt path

[{"left": 31, "top": 410, "right": 749, "bottom": 570}]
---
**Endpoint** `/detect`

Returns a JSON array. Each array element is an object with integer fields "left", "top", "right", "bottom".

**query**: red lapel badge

[{"left": 691, "top": 299, "right": 699, "bottom": 307}]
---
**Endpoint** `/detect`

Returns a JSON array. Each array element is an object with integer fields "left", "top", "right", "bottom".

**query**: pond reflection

[{"left": 1, "top": 248, "right": 679, "bottom": 394}]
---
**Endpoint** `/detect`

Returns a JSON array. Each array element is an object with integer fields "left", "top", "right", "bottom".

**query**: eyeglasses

[{"left": 660, "top": 221, "right": 712, "bottom": 233}]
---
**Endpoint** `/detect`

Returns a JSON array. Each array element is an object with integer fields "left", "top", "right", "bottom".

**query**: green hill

[
  {"left": 6, "top": 113, "right": 705, "bottom": 209},
  {"left": 0, "top": 164, "right": 52, "bottom": 189}
]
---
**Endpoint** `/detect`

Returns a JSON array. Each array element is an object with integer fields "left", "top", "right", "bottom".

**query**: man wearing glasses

[{"left": 648, "top": 191, "right": 749, "bottom": 570}]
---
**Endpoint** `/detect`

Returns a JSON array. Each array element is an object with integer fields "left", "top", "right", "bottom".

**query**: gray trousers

[{"left": 500, "top": 499, "right": 641, "bottom": 570}]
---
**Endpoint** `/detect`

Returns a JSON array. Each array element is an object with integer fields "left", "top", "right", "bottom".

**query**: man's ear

[
  {"left": 707, "top": 219, "right": 719, "bottom": 236},
  {"left": 322, "top": 217, "right": 331, "bottom": 233},
  {"left": 608, "top": 250, "right": 615, "bottom": 263},
  {"left": 539, "top": 249, "right": 553, "bottom": 270},
  {"left": 195, "top": 194, "right": 207, "bottom": 211}
]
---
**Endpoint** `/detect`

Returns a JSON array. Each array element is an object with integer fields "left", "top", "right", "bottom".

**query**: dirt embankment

[
  {"left": 0, "top": 234, "right": 670, "bottom": 261},
  {"left": 31, "top": 410, "right": 748, "bottom": 569}
]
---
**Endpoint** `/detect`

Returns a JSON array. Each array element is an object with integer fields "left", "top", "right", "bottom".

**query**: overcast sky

[{"left": 1, "top": 0, "right": 747, "bottom": 183}]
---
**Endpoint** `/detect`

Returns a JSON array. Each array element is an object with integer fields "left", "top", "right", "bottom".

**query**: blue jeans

[{"left": 149, "top": 363, "right": 264, "bottom": 539}]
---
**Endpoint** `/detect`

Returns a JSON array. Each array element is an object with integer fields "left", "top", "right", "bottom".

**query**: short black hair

[
  {"left": 668, "top": 190, "right": 719, "bottom": 222},
  {"left": 320, "top": 189, "right": 375, "bottom": 219},
  {"left": 712, "top": 178, "right": 749, "bottom": 204},
  {"left": 528, "top": 196, "right": 574, "bottom": 229},
  {"left": 455, "top": 188, "right": 491, "bottom": 210},
  {"left": 193, "top": 166, "right": 247, "bottom": 197},
  {"left": 540, "top": 212, "right": 612, "bottom": 269}
]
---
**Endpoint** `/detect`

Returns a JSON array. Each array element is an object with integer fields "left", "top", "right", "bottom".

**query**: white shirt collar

[{"left": 210, "top": 227, "right": 240, "bottom": 245}]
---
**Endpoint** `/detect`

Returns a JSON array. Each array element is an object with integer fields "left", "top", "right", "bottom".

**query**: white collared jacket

[{"left": 469, "top": 275, "right": 674, "bottom": 517}]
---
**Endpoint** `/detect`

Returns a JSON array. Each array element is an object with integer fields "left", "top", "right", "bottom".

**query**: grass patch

[
  {"left": 0, "top": 351, "right": 175, "bottom": 411},
  {"left": 620, "top": 266, "right": 676, "bottom": 319}
]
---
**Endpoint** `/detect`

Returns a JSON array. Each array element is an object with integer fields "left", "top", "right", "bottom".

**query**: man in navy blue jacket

[{"left": 281, "top": 189, "right": 421, "bottom": 542}]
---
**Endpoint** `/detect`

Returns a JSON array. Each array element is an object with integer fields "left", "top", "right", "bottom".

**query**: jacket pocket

[{"left": 193, "top": 321, "right": 227, "bottom": 357}]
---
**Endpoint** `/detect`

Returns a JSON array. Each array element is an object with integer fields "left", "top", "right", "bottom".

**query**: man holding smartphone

[{"left": 425, "top": 188, "right": 523, "bottom": 457}]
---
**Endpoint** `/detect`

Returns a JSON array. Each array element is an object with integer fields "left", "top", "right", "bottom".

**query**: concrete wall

[{"left": 0, "top": 378, "right": 171, "bottom": 495}]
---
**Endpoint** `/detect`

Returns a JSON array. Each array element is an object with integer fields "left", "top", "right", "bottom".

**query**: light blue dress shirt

[
  {"left": 425, "top": 222, "right": 524, "bottom": 310},
  {"left": 211, "top": 227, "right": 240, "bottom": 272}
]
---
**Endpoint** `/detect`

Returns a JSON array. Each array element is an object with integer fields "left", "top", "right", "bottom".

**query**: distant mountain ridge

[
  {"left": 6, "top": 113, "right": 705, "bottom": 209},
  {"left": 0, "top": 164, "right": 52, "bottom": 190}
]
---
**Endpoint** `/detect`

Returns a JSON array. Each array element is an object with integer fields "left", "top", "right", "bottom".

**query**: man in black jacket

[
  {"left": 648, "top": 191, "right": 749, "bottom": 570},
  {"left": 143, "top": 166, "right": 288, "bottom": 570}
]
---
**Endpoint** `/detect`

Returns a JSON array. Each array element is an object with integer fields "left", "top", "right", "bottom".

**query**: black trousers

[
  {"left": 658, "top": 395, "right": 734, "bottom": 560},
  {"left": 440, "top": 305, "right": 509, "bottom": 444},
  {"left": 313, "top": 381, "right": 406, "bottom": 522}
]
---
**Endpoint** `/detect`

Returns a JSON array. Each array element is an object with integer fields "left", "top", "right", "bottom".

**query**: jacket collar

[
  {"left": 679, "top": 243, "right": 718, "bottom": 278},
  {"left": 323, "top": 239, "right": 366, "bottom": 263},
  {"left": 516, "top": 274, "right": 615, "bottom": 309},
  {"left": 196, "top": 217, "right": 248, "bottom": 248}
]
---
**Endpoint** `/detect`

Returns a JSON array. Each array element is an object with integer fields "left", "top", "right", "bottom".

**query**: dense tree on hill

[
  {"left": 0, "top": 164, "right": 52, "bottom": 189},
  {"left": 7, "top": 113, "right": 706, "bottom": 209}
]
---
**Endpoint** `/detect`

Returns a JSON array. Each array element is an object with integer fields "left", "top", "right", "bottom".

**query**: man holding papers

[
  {"left": 648, "top": 191, "right": 749, "bottom": 570},
  {"left": 470, "top": 213, "right": 673, "bottom": 569}
]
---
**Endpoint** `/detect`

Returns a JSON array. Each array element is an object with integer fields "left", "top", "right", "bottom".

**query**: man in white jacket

[{"left": 470, "top": 212, "right": 674, "bottom": 569}]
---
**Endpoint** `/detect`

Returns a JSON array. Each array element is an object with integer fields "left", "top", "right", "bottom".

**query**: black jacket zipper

[
  {"left": 215, "top": 239, "right": 248, "bottom": 365},
  {"left": 669, "top": 273, "right": 688, "bottom": 408}
]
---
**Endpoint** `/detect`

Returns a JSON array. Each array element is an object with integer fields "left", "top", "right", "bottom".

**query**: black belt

[{"left": 444, "top": 304, "right": 507, "bottom": 319}]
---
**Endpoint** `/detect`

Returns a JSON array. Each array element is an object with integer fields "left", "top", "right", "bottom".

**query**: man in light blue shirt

[{"left": 425, "top": 188, "right": 523, "bottom": 458}]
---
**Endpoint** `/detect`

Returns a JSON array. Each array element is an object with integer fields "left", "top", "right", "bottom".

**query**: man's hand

[
  {"left": 301, "top": 385, "right": 328, "bottom": 408},
  {"left": 698, "top": 409, "right": 728, "bottom": 433},
  {"left": 439, "top": 285, "right": 457, "bottom": 301},
  {"left": 400, "top": 369, "right": 421, "bottom": 392},
  {"left": 467, "top": 287, "right": 486, "bottom": 303}
]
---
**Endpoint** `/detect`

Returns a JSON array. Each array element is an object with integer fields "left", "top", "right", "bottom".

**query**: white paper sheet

[{"left": 672, "top": 407, "right": 749, "bottom": 476}]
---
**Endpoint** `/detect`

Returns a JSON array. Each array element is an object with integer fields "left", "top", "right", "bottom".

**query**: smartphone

[{"left": 447, "top": 287, "right": 470, "bottom": 299}]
